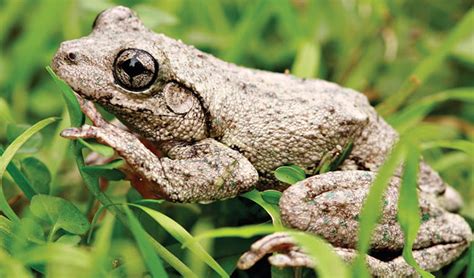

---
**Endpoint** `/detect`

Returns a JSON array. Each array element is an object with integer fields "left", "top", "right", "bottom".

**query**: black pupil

[{"left": 121, "top": 57, "right": 146, "bottom": 77}]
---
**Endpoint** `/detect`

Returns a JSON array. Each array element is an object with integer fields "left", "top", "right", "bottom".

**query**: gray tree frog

[{"left": 51, "top": 6, "right": 472, "bottom": 276}]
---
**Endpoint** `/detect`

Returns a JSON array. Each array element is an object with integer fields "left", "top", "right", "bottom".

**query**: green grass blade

[
  {"left": 124, "top": 206, "right": 168, "bottom": 278},
  {"left": 148, "top": 234, "right": 198, "bottom": 278},
  {"left": 0, "top": 98, "right": 14, "bottom": 123},
  {"left": 397, "top": 141, "right": 433, "bottom": 277},
  {"left": 0, "top": 248, "right": 32, "bottom": 278},
  {"left": 0, "top": 117, "right": 57, "bottom": 221},
  {"left": 241, "top": 190, "right": 283, "bottom": 228},
  {"left": 377, "top": 9, "right": 474, "bottom": 116},
  {"left": 292, "top": 41, "right": 320, "bottom": 78},
  {"left": 421, "top": 140, "right": 474, "bottom": 157},
  {"left": 191, "top": 224, "right": 276, "bottom": 243},
  {"left": 89, "top": 211, "right": 115, "bottom": 278},
  {"left": 0, "top": 147, "right": 36, "bottom": 200},
  {"left": 389, "top": 87, "right": 474, "bottom": 132},
  {"left": 353, "top": 141, "right": 406, "bottom": 277},
  {"left": 288, "top": 231, "right": 350, "bottom": 278},
  {"left": 130, "top": 204, "right": 228, "bottom": 278}
]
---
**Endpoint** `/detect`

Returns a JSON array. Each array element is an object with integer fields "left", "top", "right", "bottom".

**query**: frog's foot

[
  {"left": 237, "top": 233, "right": 355, "bottom": 269},
  {"left": 237, "top": 232, "right": 471, "bottom": 277},
  {"left": 237, "top": 233, "right": 300, "bottom": 269}
]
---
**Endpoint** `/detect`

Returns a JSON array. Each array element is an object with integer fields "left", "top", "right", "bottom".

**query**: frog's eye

[{"left": 113, "top": 48, "right": 159, "bottom": 91}]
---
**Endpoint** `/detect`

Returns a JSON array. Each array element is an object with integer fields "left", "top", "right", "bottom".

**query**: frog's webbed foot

[{"left": 237, "top": 233, "right": 303, "bottom": 269}]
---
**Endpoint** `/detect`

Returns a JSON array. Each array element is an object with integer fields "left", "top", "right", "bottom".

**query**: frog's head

[{"left": 52, "top": 6, "right": 209, "bottom": 142}]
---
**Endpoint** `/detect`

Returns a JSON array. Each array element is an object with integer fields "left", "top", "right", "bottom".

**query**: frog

[{"left": 51, "top": 6, "right": 472, "bottom": 277}]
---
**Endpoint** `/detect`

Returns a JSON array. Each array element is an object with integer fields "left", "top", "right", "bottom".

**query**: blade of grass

[
  {"left": 148, "top": 234, "right": 198, "bottom": 278},
  {"left": 0, "top": 248, "right": 32, "bottom": 278},
  {"left": 353, "top": 141, "right": 406, "bottom": 277},
  {"left": 377, "top": 9, "right": 474, "bottom": 116},
  {"left": 421, "top": 140, "right": 474, "bottom": 157},
  {"left": 15, "top": 243, "right": 91, "bottom": 269},
  {"left": 292, "top": 41, "right": 321, "bottom": 78},
  {"left": 389, "top": 87, "right": 474, "bottom": 132},
  {"left": 191, "top": 224, "right": 276, "bottom": 243},
  {"left": 124, "top": 206, "right": 168, "bottom": 278},
  {"left": 288, "top": 231, "right": 350, "bottom": 278},
  {"left": 0, "top": 117, "right": 57, "bottom": 221},
  {"left": 397, "top": 141, "right": 433, "bottom": 277},
  {"left": 0, "top": 98, "right": 14, "bottom": 123},
  {"left": 0, "top": 147, "right": 36, "bottom": 200},
  {"left": 222, "top": 0, "right": 271, "bottom": 63},
  {"left": 89, "top": 211, "right": 115, "bottom": 278},
  {"left": 130, "top": 204, "right": 228, "bottom": 278}
]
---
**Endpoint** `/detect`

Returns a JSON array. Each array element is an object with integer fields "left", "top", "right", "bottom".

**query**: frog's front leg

[
  {"left": 61, "top": 99, "right": 258, "bottom": 203},
  {"left": 238, "top": 171, "right": 472, "bottom": 276}
]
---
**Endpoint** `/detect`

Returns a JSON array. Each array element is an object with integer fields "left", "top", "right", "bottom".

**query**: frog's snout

[{"left": 52, "top": 41, "right": 81, "bottom": 72}]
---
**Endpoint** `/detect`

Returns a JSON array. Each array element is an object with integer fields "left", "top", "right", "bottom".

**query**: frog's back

[{"left": 198, "top": 60, "right": 374, "bottom": 182}]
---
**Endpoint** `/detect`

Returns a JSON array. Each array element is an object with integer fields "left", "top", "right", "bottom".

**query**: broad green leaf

[
  {"left": 292, "top": 41, "right": 320, "bottom": 78},
  {"left": 30, "top": 194, "right": 90, "bottom": 236},
  {"left": 242, "top": 190, "right": 283, "bottom": 227},
  {"left": 274, "top": 165, "right": 306, "bottom": 185},
  {"left": 397, "top": 143, "right": 433, "bottom": 277},
  {"left": 289, "top": 231, "right": 350, "bottom": 278},
  {"left": 0, "top": 117, "right": 57, "bottom": 222},
  {"left": 130, "top": 204, "right": 228, "bottom": 278},
  {"left": 353, "top": 141, "right": 405, "bottom": 277},
  {"left": 261, "top": 190, "right": 282, "bottom": 206},
  {"left": 124, "top": 206, "right": 168, "bottom": 278},
  {"left": 20, "top": 157, "right": 51, "bottom": 195}
]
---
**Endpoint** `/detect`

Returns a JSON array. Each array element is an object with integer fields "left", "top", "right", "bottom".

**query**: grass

[{"left": 0, "top": 0, "right": 473, "bottom": 277}]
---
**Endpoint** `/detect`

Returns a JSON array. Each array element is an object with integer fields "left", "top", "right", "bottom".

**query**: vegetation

[{"left": 0, "top": 0, "right": 473, "bottom": 277}]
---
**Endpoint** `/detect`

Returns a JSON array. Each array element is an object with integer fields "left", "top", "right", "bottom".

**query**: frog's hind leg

[{"left": 237, "top": 233, "right": 392, "bottom": 275}]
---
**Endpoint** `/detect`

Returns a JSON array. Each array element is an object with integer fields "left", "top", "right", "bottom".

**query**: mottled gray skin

[{"left": 52, "top": 6, "right": 472, "bottom": 277}]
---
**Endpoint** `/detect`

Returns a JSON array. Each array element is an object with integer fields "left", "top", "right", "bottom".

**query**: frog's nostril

[{"left": 65, "top": 52, "right": 78, "bottom": 63}]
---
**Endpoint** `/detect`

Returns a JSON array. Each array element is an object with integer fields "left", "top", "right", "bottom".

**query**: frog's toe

[
  {"left": 61, "top": 125, "right": 99, "bottom": 139},
  {"left": 237, "top": 232, "right": 297, "bottom": 270},
  {"left": 437, "top": 185, "right": 463, "bottom": 212},
  {"left": 268, "top": 250, "right": 313, "bottom": 268}
]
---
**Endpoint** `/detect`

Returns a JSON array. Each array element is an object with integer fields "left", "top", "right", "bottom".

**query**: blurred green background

[{"left": 0, "top": 0, "right": 473, "bottom": 277}]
